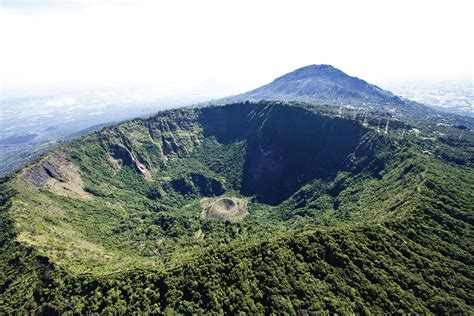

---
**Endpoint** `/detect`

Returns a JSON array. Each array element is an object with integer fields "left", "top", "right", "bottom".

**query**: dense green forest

[{"left": 1, "top": 102, "right": 473, "bottom": 314}]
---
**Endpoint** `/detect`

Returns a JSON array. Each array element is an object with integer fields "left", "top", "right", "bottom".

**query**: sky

[{"left": 0, "top": 0, "right": 473, "bottom": 96}]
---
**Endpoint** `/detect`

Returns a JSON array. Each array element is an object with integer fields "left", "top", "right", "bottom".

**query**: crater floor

[{"left": 201, "top": 196, "right": 248, "bottom": 222}]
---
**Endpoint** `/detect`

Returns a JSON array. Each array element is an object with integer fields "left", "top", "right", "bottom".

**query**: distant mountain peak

[
  {"left": 292, "top": 64, "right": 338, "bottom": 72},
  {"left": 297, "top": 64, "right": 337, "bottom": 70},
  {"left": 273, "top": 64, "right": 346, "bottom": 82},
  {"left": 279, "top": 64, "right": 363, "bottom": 80},
  {"left": 224, "top": 64, "right": 406, "bottom": 107}
]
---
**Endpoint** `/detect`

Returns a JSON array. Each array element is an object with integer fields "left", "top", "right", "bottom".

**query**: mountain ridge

[
  {"left": 215, "top": 64, "right": 474, "bottom": 131},
  {"left": 1, "top": 58, "right": 474, "bottom": 314}
]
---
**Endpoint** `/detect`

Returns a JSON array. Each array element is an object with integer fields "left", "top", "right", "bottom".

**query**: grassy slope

[{"left": 2, "top": 159, "right": 471, "bottom": 314}]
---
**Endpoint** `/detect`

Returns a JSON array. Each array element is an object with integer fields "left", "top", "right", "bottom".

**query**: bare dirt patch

[
  {"left": 201, "top": 196, "right": 247, "bottom": 222},
  {"left": 22, "top": 152, "right": 93, "bottom": 200}
]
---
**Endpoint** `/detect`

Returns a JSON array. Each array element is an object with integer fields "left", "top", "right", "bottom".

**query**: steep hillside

[{"left": 0, "top": 101, "right": 473, "bottom": 314}]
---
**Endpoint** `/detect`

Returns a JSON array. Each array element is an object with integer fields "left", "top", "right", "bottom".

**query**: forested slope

[{"left": 1, "top": 102, "right": 472, "bottom": 314}]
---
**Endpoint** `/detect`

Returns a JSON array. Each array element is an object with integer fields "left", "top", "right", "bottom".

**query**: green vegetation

[{"left": 1, "top": 102, "right": 473, "bottom": 314}]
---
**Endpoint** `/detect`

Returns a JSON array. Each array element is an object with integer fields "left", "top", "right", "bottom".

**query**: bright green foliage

[{"left": 0, "top": 102, "right": 473, "bottom": 314}]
